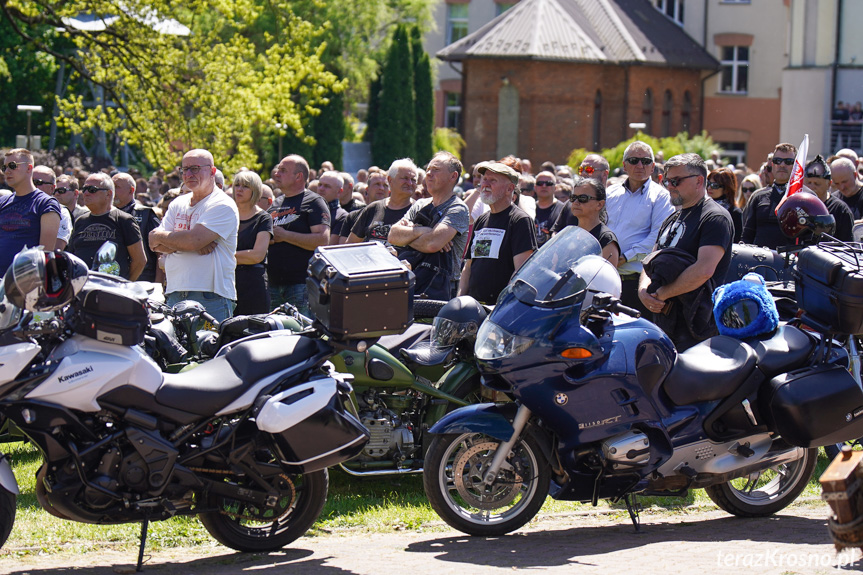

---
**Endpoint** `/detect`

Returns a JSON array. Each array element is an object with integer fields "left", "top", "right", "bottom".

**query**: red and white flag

[{"left": 775, "top": 134, "right": 809, "bottom": 214}]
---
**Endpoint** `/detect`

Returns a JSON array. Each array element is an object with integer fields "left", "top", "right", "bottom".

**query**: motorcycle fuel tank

[
  {"left": 0, "top": 341, "right": 41, "bottom": 387},
  {"left": 28, "top": 335, "right": 162, "bottom": 412}
]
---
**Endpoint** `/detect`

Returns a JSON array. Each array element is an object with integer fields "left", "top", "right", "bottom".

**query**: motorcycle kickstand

[
  {"left": 136, "top": 518, "right": 149, "bottom": 572},
  {"left": 624, "top": 494, "right": 642, "bottom": 534}
]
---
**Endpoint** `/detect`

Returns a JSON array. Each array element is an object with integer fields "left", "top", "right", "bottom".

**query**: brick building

[{"left": 437, "top": 0, "right": 718, "bottom": 167}]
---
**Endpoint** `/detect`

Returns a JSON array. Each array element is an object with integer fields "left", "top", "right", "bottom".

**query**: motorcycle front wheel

[
  {"left": 0, "top": 486, "right": 15, "bottom": 550},
  {"left": 198, "top": 469, "right": 328, "bottom": 552},
  {"left": 704, "top": 447, "right": 817, "bottom": 517},
  {"left": 423, "top": 432, "right": 550, "bottom": 536}
]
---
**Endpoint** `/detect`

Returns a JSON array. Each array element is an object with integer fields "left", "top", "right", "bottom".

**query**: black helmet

[
  {"left": 432, "top": 296, "right": 488, "bottom": 348},
  {"left": 777, "top": 191, "right": 835, "bottom": 239},
  {"left": 4, "top": 247, "right": 88, "bottom": 312}
]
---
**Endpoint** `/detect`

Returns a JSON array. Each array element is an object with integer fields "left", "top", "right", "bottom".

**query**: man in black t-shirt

[
  {"left": 113, "top": 172, "right": 161, "bottom": 282},
  {"left": 70, "top": 173, "right": 146, "bottom": 280},
  {"left": 533, "top": 171, "right": 564, "bottom": 246},
  {"left": 459, "top": 162, "right": 537, "bottom": 305},
  {"left": 317, "top": 171, "right": 349, "bottom": 245},
  {"left": 741, "top": 142, "right": 797, "bottom": 249},
  {"left": 348, "top": 165, "right": 414, "bottom": 248},
  {"left": 267, "top": 155, "right": 330, "bottom": 315},
  {"left": 639, "top": 153, "right": 733, "bottom": 350},
  {"left": 831, "top": 157, "right": 863, "bottom": 222}
]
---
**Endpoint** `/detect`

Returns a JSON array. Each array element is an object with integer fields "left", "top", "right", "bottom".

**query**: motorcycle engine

[
  {"left": 601, "top": 430, "right": 650, "bottom": 472},
  {"left": 357, "top": 392, "right": 416, "bottom": 461}
]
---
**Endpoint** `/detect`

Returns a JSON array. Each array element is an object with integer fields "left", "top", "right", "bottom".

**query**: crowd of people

[{"left": 2, "top": 141, "right": 862, "bottom": 350}]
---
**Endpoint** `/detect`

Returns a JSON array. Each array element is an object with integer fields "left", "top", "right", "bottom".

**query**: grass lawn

[{"left": 0, "top": 441, "right": 835, "bottom": 556}]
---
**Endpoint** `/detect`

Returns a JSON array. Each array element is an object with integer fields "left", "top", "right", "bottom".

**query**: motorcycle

[
  {"left": 147, "top": 296, "right": 487, "bottom": 476},
  {"left": 422, "top": 226, "right": 863, "bottom": 536},
  {"left": 0, "top": 247, "right": 370, "bottom": 567}
]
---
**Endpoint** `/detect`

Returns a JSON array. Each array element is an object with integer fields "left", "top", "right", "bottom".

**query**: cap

[{"left": 477, "top": 162, "right": 520, "bottom": 184}]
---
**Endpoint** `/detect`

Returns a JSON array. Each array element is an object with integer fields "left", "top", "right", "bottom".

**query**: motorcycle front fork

[{"left": 482, "top": 404, "right": 532, "bottom": 485}]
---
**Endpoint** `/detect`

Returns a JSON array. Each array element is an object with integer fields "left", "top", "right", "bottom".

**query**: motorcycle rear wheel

[
  {"left": 199, "top": 469, "right": 328, "bottom": 552},
  {"left": 424, "top": 432, "right": 550, "bottom": 536},
  {"left": 704, "top": 448, "right": 817, "bottom": 517},
  {"left": 0, "top": 487, "right": 14, "bottom": 550}
]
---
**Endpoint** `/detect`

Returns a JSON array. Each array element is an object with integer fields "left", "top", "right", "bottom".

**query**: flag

[{"left": 775, "top": 134, "right": 809, "bottom": 214}]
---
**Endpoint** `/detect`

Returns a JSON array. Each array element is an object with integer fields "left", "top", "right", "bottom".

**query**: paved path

[{"left": 0, "top": 501, "right": 860, "bottom": 575}]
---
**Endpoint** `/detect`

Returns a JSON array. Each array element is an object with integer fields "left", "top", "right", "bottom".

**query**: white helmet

[{"left": 572, "top": 255, "right": 622, "bottom": 310}]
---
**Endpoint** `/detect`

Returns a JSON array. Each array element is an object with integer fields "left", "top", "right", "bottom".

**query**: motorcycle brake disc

[{"left": 452, "top": 441, "right": 524, "bottom": 510}]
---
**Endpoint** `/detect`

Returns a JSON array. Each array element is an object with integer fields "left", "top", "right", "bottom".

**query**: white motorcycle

[{"left": 0, "top": 247, "right": 369, "bottom": 568}]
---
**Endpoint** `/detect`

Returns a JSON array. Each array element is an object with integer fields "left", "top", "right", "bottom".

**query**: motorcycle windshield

[{"left": 502, "top": 226, "right": 602, "bottom": 308}]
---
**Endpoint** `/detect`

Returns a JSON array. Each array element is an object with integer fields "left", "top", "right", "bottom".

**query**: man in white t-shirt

[{"left": 149, "top": 149, "right": 239, "bottom": 322}]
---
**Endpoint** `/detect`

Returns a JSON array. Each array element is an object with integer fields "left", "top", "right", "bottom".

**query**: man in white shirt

[{"left": 149, "top": 149, "right": 239, "bottom": 322}]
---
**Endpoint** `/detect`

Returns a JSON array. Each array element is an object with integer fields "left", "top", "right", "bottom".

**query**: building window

[
  {"left": 717, "top": 142, "right": 747, "bottom": 167},
  {"left": 495, "top": 3, "right": 517, "bottom": 16},
  {"left": 681, "top": 91, "right": 692, "bottom": 134},
  {"left": 655, "top": 0, "right": 684, "bottom": 25},
  {"left": 661, "top": 90, "right": 673, "bottom": 137},
  {"left": 592, "top": 90, "right": 602, "bottom": 150},
  {"left": 720, "top": 46, "right": 749, "bottom": 94},
  {"left": 642, "top": 89, "right": 653, "bottom": 135},
  {"left": 445, "top": 92, "right": 462, "bottom": 130},
  {"left": 446, "top": 4, "right": 469, "bottom": 45}
]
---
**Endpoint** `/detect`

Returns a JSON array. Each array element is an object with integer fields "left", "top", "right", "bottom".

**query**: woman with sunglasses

[
  {"left": 706, "top": 168, "right": 742, "bottom": 243},
  {"left": 738, "top": 174, "right": 761, "bottom": 209},
  {"left": 570, "top": 177, "right": 620, "bottom": 267}
]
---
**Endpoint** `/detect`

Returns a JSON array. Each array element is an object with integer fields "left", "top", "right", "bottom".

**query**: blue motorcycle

[{"left": 423, "top": 226, "right": 863, "bottom": 536}]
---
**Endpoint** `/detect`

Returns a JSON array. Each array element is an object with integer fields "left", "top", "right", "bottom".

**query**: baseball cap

[{"left": 477, "top": 162, "right": 520, "bottom": 184}]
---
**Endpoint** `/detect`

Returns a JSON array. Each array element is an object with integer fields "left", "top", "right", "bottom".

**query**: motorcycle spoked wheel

[
  {"left": 704, "top": 447, "right": 817, "bottom": 517},
  {"left": 424, "top": 432, "right": 550, "bottom": 536},
  {"left": 198, "top": 469, "right": 328, "bottom": 552}
]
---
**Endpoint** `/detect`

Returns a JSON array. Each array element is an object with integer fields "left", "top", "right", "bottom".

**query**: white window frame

[
  {"left": 445, "top": 92, "right": 462, "bottom": 129},
  {"left": 495, "top": 3, "right": 516, "bottom": 17},
  {"left": 719, "top": 46, "right": 749, "bottom": 94},
  {"left": 446, "top": 4, "right": 469, "bottom": 45},
  {"left": 654, "top": 0, "right": 684, "bottom": 25}
]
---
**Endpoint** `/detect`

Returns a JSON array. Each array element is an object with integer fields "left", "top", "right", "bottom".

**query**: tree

[
  {"left": 0, "top": 0, "right": 344, "bottom": 174},
  {"left": 411, "top": 25, "right": 433, "bottom": 167},
  {"left": 372, "top": 24, "right": 415, "bottom": 167},
  {"left": 313, "top": 90, "right": 344, "bottom": 170}
]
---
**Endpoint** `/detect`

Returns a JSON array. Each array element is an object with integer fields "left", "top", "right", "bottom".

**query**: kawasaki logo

[
  {"left": 58, "top": 366, "right": 94, "bottom": 383},
  {"left": 578, "top": 415, "right": 622, "bottom": 430}
]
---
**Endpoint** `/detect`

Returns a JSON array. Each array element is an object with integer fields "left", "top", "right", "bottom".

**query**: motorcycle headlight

[{"left": 475, "top": 320, "right": 534, "bottom": 360}]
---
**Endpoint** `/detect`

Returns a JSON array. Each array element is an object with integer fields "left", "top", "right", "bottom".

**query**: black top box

[{"left": 307, "top": 242, "right": 414, "bottom": 340}]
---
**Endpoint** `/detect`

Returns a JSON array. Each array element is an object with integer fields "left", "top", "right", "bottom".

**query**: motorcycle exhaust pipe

[
  {"left": 692, "top": 445, "right": 805, "bottom": 488},
  {"left": 339, "top": 463, "right": 423, "bottom": 477}
]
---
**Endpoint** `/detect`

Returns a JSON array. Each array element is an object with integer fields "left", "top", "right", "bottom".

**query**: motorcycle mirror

[
  {"left": 96, "top": 242, "right": 118, "bottom": 264},
  {"left": 172, "top": 300, "right": 207, "bottom": 316}
]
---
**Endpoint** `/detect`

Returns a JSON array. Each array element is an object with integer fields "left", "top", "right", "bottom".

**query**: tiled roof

[{"left": 437, "top": 0, "right": 718, "bottom": 70}]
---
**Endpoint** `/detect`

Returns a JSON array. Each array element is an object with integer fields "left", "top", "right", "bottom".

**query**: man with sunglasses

[
  {"left": 69, "top": 172, "right": 147, "bottom": 281},
  {"left": 0, "top": 148, "right": 62, "bottom": 275},
  {"left": 605, "top": 142, "right": 674, "bottom": 315},
  {"left": 32, "top": 165, "right": 73, "bottom": 251},
  {"left": 801, "top": 156, "right": 853, "bottom": 242},
  {"left": 640, "top": 153, "right": 733, "bottom": 351},
  {"left": 741, "top": 143, "right": 797, "bottom": 249},
  {"left": 149, "top": 149, "right": 239, "bottom": 322},
  {"left": 533, "top": 171, "right": 564, "bottom": 246},
  {"left": 54, "top": 174, "right": 88, "bottom": 222}
]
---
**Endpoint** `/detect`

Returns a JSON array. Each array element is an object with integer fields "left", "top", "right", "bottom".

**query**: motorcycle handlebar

[{"left": 611, "top": 301, "right": 641, "bottom": 318}]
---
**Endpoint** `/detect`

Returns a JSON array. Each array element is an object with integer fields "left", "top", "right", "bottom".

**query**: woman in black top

[
  {"left": 571, "top": 177, "right": 620, "bottom": 266},
  {"left": 232, "top": 171, "right": 274, "bottom": 315},
  {"left": 708, "top": 167, "right": 743, "bottom": 243}
]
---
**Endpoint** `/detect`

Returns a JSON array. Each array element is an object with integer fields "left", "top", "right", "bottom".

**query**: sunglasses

[
  {"left": 535, "top": 181, "right": 555, "bottom": 187},
  {"left": 578, "top": 165, "right": 596, "bottom": 176},
  {"left": 33, "top": 179, "right": 55, "bottom": 187},
  {"left": 570, "top": 193, "right": 598, "bottom": 204},
  {"left": 179, "top": 165, "right": 211, "bottom": 176},
  {"left": 81, "top": 185, "right": 110, "bottom": 194},
  {"left": 625, "top": 157, "right": 653, "bottom": 166},
  {"left": 706, "top": 181, "right": 724, "bottom": 190},
  {"left": 1, "top": 161, "right": 25, "bottom": 172},
  {"left": 772, "top": 157, "right": 795, "bottom": 166},
  {"left": 805, "top": 173, "right": 831, "bottom": 180},
  {"left": 52, "top": 187, "right": 73, "bottom": 195},
  {"left": 741, "top": 186, "right": 757, "bottom": 194},
  {"left": 663, "top": 174, "right": 699, "bottom": 188}
]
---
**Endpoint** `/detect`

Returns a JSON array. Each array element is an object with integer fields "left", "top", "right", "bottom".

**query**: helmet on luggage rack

[
  {"left": 777, "top": 191, "right": 835, "bottom": 239},
  {"left": 3, "top": 247, "right": 88, "bottom": 312},
  {"left": 432, "top": 296, "right": 488, "bottom": 349}
]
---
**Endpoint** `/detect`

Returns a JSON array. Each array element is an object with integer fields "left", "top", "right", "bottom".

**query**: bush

[
  {"left": 568, "top": 131, "right": 721, "bottom": 173},
  {"left": 433, "top": 128, "right": 465, "bottom": 160}
]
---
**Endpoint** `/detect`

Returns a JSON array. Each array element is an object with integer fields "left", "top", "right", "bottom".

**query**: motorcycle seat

[
  {"left": 663, "top": 336, "right": 757, "bottom": 406},
  {"left": 377, "top": 323, "right": 434, "bottom": 355},
  {"left": 400, "top": 340, "right": 454, "bottom": 367},
  {"left": 156, "top": 335, "right": 322, "bottom": 416},
  {"left": 745, "top": 324, "right": 815, "bottom": 378}
]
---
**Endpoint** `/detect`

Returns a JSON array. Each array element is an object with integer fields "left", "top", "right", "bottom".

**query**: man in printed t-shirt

[
  {"left": 348, "top": 160, "right": 415, "bottom": 249},
  {"left": 266, "top": 154, "right": 330, "bottom": 316},
  {"left": 459, "top": 162, "right": 537, "bottom": 305}
]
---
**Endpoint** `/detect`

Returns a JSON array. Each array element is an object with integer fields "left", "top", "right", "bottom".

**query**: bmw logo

[{"left": 554, "top": 393, "right": 568, "bottom": 406}]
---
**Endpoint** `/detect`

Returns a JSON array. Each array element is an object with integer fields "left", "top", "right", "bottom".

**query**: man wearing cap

[
  {"left": 458, "top": 161, "right": 537, "bottom": 305},
  {"left": 389, "top": 152, "right": 469, "bottom": 300}
]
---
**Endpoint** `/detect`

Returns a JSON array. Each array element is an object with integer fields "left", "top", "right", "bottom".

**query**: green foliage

[
  {"left": 432, "top": 127, "right": 465, "bottom": 160},
  {"left": 372, "top": 24, "right": 416, "bottom": 167},
  {"left": 313, "top": 91, "right": 345, "bottom": 170},
  {"left": 364, "top": 74, "right": 382, "bottom": 144},
  {"left": 568, "top": 131, "right": 722, "bottom": 172},
  {"left": 411, "top": 26, "right": 434, "bottom": 167}
]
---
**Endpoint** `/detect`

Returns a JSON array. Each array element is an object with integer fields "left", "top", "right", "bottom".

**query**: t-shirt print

[
  {"left": 471, "top": 227, "right": 506, "bottom": 259},
  {"left": 271, "top": 207, "right": 299, "bottom": 228}
]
